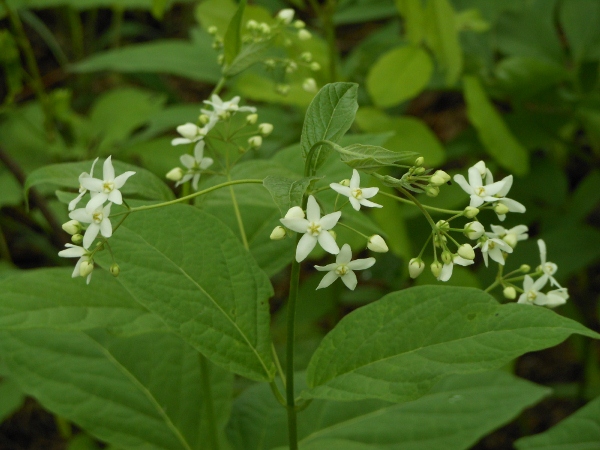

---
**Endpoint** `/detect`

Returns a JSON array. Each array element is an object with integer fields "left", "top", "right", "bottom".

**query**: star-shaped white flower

[
  {"left": 518, "top": 275, "right": 550, "bottom": 306},
  {"left": 476, "top": 236, "right": 513, "bottom": 266},
  {"left": 314, "top": 244, "right": 375, "bottom": 290},
  {"left": 546, "top": 288, "right": 569, "bottom": 307},
  {"left": 176, "top": 141, "right": 214, "bottom": 191},
  {"left": 69, "top": 203, "right": 112, "bottom": 249},
  {"left": 484, "top": 170, "right": 526, "bottom": 221},
  {"left": 58, "top": 244, "right": 93, "bottom": 284},
  {"left": 454, "top": 165, "right": 509, "bottom": 208},
  {"left": 537, "top": 239, "right": 561, "bottom": 287},
  {"left": 203, "top": 94, "right": 256, "bottom": 116},
  {"left": 330, "top": 169, "right": 382, "bottom": 211},
  {"left": 280, "top": 195, "right": 341, "bottom": 262},
  {"left": 171, "top": 123, "right": 211, "bottom": 146},
  {"left": 80, "top": 156, "right": 136, "bottom": 212},
  {"left": 487, "top": 224, "right": 528, "bottom": 248},
  {"left": 69, "top": 158, "right": 98, "bottom": 211},
  {"left": 437, "top": 255, "right": 474, "bottom": 282}
]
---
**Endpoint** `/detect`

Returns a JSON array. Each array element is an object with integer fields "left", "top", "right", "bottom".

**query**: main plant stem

[
  {"left": 199, "top": 354, "right": 220, "bottom": 450},
  {"left": 285, "top": 243, "right": 301, "bottom": 450}
]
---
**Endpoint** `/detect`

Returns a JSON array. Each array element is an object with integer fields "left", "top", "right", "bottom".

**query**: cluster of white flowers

[
  {"left": 58, "top": 157, "right": 135, "bottom": 283},
  {"left": 274, "top": 169, "right": 387, "bottom": 290}
]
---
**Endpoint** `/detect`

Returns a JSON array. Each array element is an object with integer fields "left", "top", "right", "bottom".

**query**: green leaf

[
  {"left": 305, "top": 285, "right": 599, "bottom": 403},
  {"left": 151, "top": 0, "right": 169, "bottom": 19},
  {"left": 424, "top": 0, "right": 462, "bottom": 85},
  {"left": 395, "top": 0, "right": 425, "bottom": 44},
  {"left": 335, "top": 143, "right": 419, "bottom": 172},
  {"left": 223, "top": 0, "right": 247, "bottom": 67},
  {"left": 263, "top": 176, "right": 319, "bottom": 217},
  {"left": 366, "top": 45, "right": 433, "bottom": 107},
  {"left": 463, "top": 75, "right": 529, "bottom": 175},
  {"left": 301, "top": 83, "right": 359, "bottom": 174},
  {"left": 224, "top": 39, "right": 271, "bottom": 77},
  {"left": 494, "top": 57, "right": 567, "bottom": 99},
  {"left": 559, "top": 0, "right": 600, "bottom": 62},
  {"left": 228, "top": 371, "right": 550, "bottom": 450},
  {"left": 515, "top": 394, "right": 600, "bottom": 449},
  {"left": 0, "top": 377, "right": 24, "bottom": 423},
  {"left": 0, "top": 328, "right": 232, "bottom": 450},
  {"left": 99, "top": 205, "right": 276, "bottom": 381},
  {"left": 71, "top": 40, "right": 221, "bottom": 83}
]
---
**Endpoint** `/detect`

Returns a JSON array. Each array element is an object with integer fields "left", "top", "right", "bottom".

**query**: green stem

[
  {"left": 272, "top": 343, "right": 286, "bottom": 388},
  {"left": 286, "top": 245, "right": 301, "bottom": 450},
  {"left": 377, "top": 191, "right": 461, "bottom": 214},
  {"left": 336, "top": 221, "right": 368, "bottom": 239},
  {"left": 228, "top": 174, "right": 250, "bottom": 251},
  {"left": 269, "top": 380, "right": 287, "bottom": 406},
  {"left": 396, "top": 186, "right": 437, "bottom": 230},
  {"left": 67, "top": 6, "right": 84, "bottom": 60},
  {"left": 211, "top": 77, "right": 227, "bottom": 97},
  {"left": 199, "top": 354, "right": 220, "bottom": 450}
]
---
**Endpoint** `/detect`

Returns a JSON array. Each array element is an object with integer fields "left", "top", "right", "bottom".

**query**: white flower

[
  {"left": 438, "top": 255, "right": 474, "bottom": 282},
  {"left": 68, "top": 158, "right": 98, "bottom": 211},
  {"left": 546, "top": 288, "right": 569, "bottom": 307},
  {"left": 476, "top": 236, "right": 513, "bottom": 266},
  {"left": 537, "top": 239, "right": 561, "bottom": 287},
  {"left": 518, "top": 275, "right": 551, "bottom": 306},
  {"left": 176, "top": 141, "right": 214, "bottom": 191},
  {"left": 487, "top": 224, "right": 528, "bottom": 248},
  {"left": 280, "top": 195, "right": 341, "bottom": 262},
  {"left": 453, "top": 165, "right": 509, "bottom": 208},
  {"left": 69, "top": 203, "right": 112, "bottom": 249},
  {"left": 203, "top": 94, "right": 256, "bottom": 116},
  {"left": 330, "top": 169, "right": 382, "bottom": 211},
  {"left": 314, "top": 244, "right": 375, "bottom": 290},
  {"left": 80, "top": 156, "right": 136, "bottom": 212},
  {"left": 171, "top": 123, "right": 208, "bottom": 146},
  {"left": 484, "top": 170, "right": 526, "bottom": 221},
  {"left": 58, "top": 244, "right": 93, "bottom": 284}
]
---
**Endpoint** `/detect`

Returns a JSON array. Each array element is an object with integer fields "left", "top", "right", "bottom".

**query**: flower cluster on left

[{"left": 58, "top": 156, "right": 135, "bottom": 283}]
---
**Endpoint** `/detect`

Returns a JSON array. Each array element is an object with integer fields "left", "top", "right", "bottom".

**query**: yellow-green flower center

[
  {"left": 335, "top": 264, "right": 349, "bottom": 276},
  {"left": 307, "top": 222, "right": 321, "bottom": 236},
  {"left": 351, "top": 188, "right": 363, "bottom": 199},
  {"left": 102, "top": 181, "right": 115, "bottom": 193}
]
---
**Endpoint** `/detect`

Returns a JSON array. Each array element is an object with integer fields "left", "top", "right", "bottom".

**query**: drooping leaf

[
  {"left": 305, "top": 285, "right": 599, "bottom": 403},
  {"left": 263, "top": 176, "right": 319, "bottom": 217},
  {"left": 223, "top": 0, "right": 247, "bottom": 67},
  {"left": 98, "top": 205, "right": 276, "bottom": 381},
  {"left": 301, "top": 83, "right": 359, "bottom": 175},
  {"left": 335, "top": 143, "right": 419, "bottom": 171},
  {"left": 463, "top": 75, "right": 529, "bottom": 175}
]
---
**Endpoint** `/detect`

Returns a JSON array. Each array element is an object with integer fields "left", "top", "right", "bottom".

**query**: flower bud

[
  {"left": 300, "top": 51, "right": 312, "bottom": 62},
  {"left": 413, "top": 167, "right": 426, "bottom": 175},
  {"left": 441, "top": 250, "right": 453, "bottom": 265},
  {"left": 425, "top": 185, "right": 439, "bottom": 197},
  {"left": 71, "top": 234, "right": 83, "bottom": 245},
  {"left": 408, "top": 258, "right": 425, "bottom": 278},
  {"left": 302, "top": 78, "right": 317, "bottom": 93},
  {"left": 502, "top": 233, "right": 518, "bottom": 249},
  {"left": 276, "top": 84, "right": 290, "bottom": 96},
  {"left": 258, "top": 123, "right": 273, "bottom": 136},
  {"left": 277, "top": 8, "right": 295, "bottom": 24},
  {"left": 109, "top": 263, "right": 120, "bottom": 277},
  {"left": 367, "top": 235, "right": 388, "bottom": 253},
  {"left": 503, "top": 286, "right": 517, "bottom": 299},
  {"left": 415, "top": 156, "right": 424, "bottom": 166},
  {"left": 298, "top": 29, "right": 312, "bottom": 40},
  {"left": 270, "top": 226, "right": 286, "bottom": 240},
  {"left": 494, "top": 203, "right": 510, "bottom": 215},
  {"left": 293, "top": 20, "right": 305, "bottom": 28},
  {"left": 197, "top": 114, "right": 209, "bottom": 125},
  {"left": 166, "top": 167, "right": 184, "bottom": 182},
  {"left": 246, "top": 113, "right": 258, "bottom": 124},
  {"left": 463, "top": 221, "right": 484, "bottom": 240},
  {"left": 430, "top": 170, "right": 451, "bottom": 186},
  {"left": 286, "top": 61, "right": 298, "bottom": 73},
  {"left": 285, "top": 206, "right": 305, "bottom": 219},
  {"left": 520, "top": 264, "right": 531, "bottom": 273},
  {"left": 436, "top": 220, "right": 449, "bottom": 231},
  {"left": 207, "top": 25, "right": 218, "bottom": 35},
  {"left": 328, "top": 230, "right": 337, "bottom": 240},
  {"left": 246, "top": 19, "right": 258, "bottom": 30},
  {"left": 433, "top": 234, "right": 447, "bottom": 247},
  {"left": 457, "top": 243, "right": 475, "bottom": 260},
  {"left": 217, "top": 54, "right": 224, "bottom": 65},
  {"left": 430, "top": 261, "right": 443, "bottom": 278},
  {"left": 265, "top": 59, "right": 276, "bottom": 69},
  {"left": 177, "top": 123, "right": 200, "bottom": 139},
  {"left": 310, "top": 62, "right": 321, "bottom": 71},
  {"left": 339, "top": 178, "right": 350, "bottom": 187},
  {"left": 248, "top": 135, "right": 262, "bottom": 148},
  {"left": 62, "top": 219, "right": 81, "bottom": 235},
  {"left": 79, "top": 260, "right": 94, "bottom": 278},
  {"left": 463, "top": 206, "right": 479, "bottom": 218}
]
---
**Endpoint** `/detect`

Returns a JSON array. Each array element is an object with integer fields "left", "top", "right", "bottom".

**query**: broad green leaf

[
  {"left": 0, "top": 328, "right": 232, "bottom": 450},
  {"left": 223, "top": 0, "right": 247, "bottom": 66},
  {"left": 99, "top": 205, "right": 276, "bottom": 381},
  {"left": 515, "top": 394, "right": 600, "bottom": 449},
  {"left": 228, "top": 371, "right": 549, "bottom": 450},
  {"left": 395, "top": 0, "right": 425, "bottom": 44},
  {"left": 71, "top": 40, "right": 221, "bottom": 83},
  {"left": 301, "top": 83, "right": 359, "bottom": 174},
  {"left": 424, "top": 0, "right": 462, "bottom": 85},
  {"left": 224, "top": 40, "right": 271, "bottom": 77},
  {"left": 559, "top": 0, "right": 600, "bottom": 62},
  {"left": 366, "top": 45, "right": 433, "bottom": 107},
  {"left": 263, "top": 176, "right": 319, "bottom": 217},
  {"left": 335, "top": 143, "right": 419, "bottom": 171},
  {"left": 305, "top": 285, "right": 599, "bottom": 403},
  {"left": 463, "top": 75, "right": 529, "bottom": 175},
  {"left": 24, "top": 158, "right": 174, "bottom": 209},
  {"left": 0, "top": 377, "right": 24, "bottom": 423}
]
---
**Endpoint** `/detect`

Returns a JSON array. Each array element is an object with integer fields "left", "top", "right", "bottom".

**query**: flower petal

[
  {"left": 483, "top": 179, "right": 507, "bottom": 197},
  {"left": 79, "top": 177, "right": 103, "bottom": 192},
  {"left": 350, "top": 170, "right": 360, "bottom": 189},
  {"left": 200, "top": 157, "right": 214, "bottom": 170},
  {"left": 438, "top": 263, "right": 453, "bottom": 282},
  {"left": 359, "top": 199, "right": 383, "bottom": 208},
  {"left": 469, "top": 195, "right": 485, "bottom": 208},
  {"left": 83, "top": 223, "right": 100, "bottom": 249},
  {"left": 68, "top": 191, "right": 86, "bottom": 211},
  {"left": 180, "top": 154, "right": 195, "bottom": 169},
  {"left": 317, "top": 231, "right": 340, "bottom": 255},
  {"left": 192, "top": 174, "right": 200, "bottom": 191},
  {"left": 280, "top": 218, "right": 309, "bottom": 233},
  {"left": 194, "top": 141, "right": 205, "bottom": 160},
  {"left": 497, "top": 175, "right": 513, "bottom": 197},
  {"left": 306, "top": 195, "right": 320, "bottom": 222},
  {"left": 107, "top": 189, "right": 123, "bottom": 205},
  {"left": 453, "top": 174, "right": 473, "bottom": 194},
  {"left": 296, "top": 233, "right": 317, "bottom": 262},
  {"left": 319, "top": 211, "right": 341, "bottom": 230},
  {"left": 316, "top": 271, "right": 339, "bottom": 289},
  {"left": 336, "top": 244, "right": 352, "bottom": 264},
  {"left": 100, "top": 217, "right": 112, "bottom": 238},
  {"left": 340, "top": 270, "right": 358, "bottom": 290},
  {"left": 58, "top": 245, "right": 86, "bottom": 258},
  {"left": 330, "top": 183, "right": 351, "bottom": 197},
  {"left": 468, "top": 166, "right": 483, "bottom": 188},
  {"left": 171, "top": 137, "right": 191, "bottom": 146},
  {"left": 537, "top": 239, "right": 547, "bottom": 265},
  {"left": 347, "top": 257, "right": 376, "bottom": 271},
  {"left": 314, "top": 263, "right": 338, "bottom": 271},
  {"left": 499, "top": 198, "right": 526, "bottom": 213},
  {"left": 69, "top": 208, "right": 92, "bottom": 223},
  {"left": 360, "top": 187, "right": 379, "bottom": 198},
  {"left": 103, "top": 156, "right": 115, "bottom": 180},
  {"left": 114, "top": 171, "right": 136, "bottom": 189},
  {"left": 85, "top": 193, "right": 108, "bottom": 212},
  {"left": 348, "top": 197, "right": 361, "bottom": 210}
]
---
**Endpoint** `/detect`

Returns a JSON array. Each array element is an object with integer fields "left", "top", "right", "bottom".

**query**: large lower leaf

[
  {"left": 0, "top": 329, "right": 232, "bottom": 450},
  {"left": 100, "top": 205, "right": 276, "bottom": 381},
  {"left": 228, "top": 371, "right": 549, "bottom": 450},
  {"left": 305, "top": 285, "right": 599, "bottom": 402}
]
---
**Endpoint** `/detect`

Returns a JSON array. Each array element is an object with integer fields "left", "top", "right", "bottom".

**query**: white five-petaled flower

[
  {"left": 330, "top": 170, "right": 382, "bottom": 211},
  {"left": 80, "top": 156, "right": 136, "bottom": 212},
  {"left": 58, "top": 244, "right": 93, "bottom": 284},
  {"left": 280, "top": 195, "right": 341, "bottom": 262},
  {"left": 176, "top": 141, "right": 214, "bottom": 191},
  {"left": 476, "top": 236, "right": 513, "bottom": 266},
  {"left": 454, "top": 165, "right": 509, "bottom": 208},
  {"left": 437, "top": 255, "right": 474, "bottom": 282},
  {"left": 487, "top": 224, "right": 528, "bottom": 249},
  {"left": 484, "top": 169, "right": 526, "bottom": 221},
  {"left": 537, "top": 239, "right": 561, "bottom": 287},
  {"left": 518, "top": 275, "right": 550, "bottom": 306},
  {"left": 203, "top": 94, "right": 256, "bottom": 116},
  {"left": 69, "top": 158, "right": 98, "bottom": 211},
  {"left": 69, "top": 203, "right": 112, "bottom": 249},
  {"left": 314, "top": 244, "right": 375, "bottom": 290},
  {"left": 171, "top": 123, "right": 211, "bottom": 146}
]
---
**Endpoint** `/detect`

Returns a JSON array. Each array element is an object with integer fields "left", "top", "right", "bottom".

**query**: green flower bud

[
  {"left": 457, "top": 243, "right": 475, "bottom": 260},
  {"left": 415, "top": 156, "right": 424, "bottom": 166},
  {"left": 71, "top": 234, "right": 83, "bottom": 245},
  {"left": 520, "top": 264, "right": 531, "bottom": 273},
  {"left": 441, "top": 250, "right": 453, "bottom": 265},
  {"left": 109, "top": 263, "right": 120, "bottom": 277},
  {"left": 270, "top": 226, "right": 286, "bottom": 240},
  {"left": 408, "top": 257, "right": 425, "bottom": 278},
  {"left": 503, "top": 286, "right": 517, "bottom": 299},
  {"left": 79, "top": 260, "right": 94, "bottom": 277},
  {"left": 494, "top": 203, "right": 510, "bottom": 215},
  {"left": 166, "top": 167, "right": 184, "bottom": 182},
  {"left": 463, "top": 206, "right": 479, "bottom": 218},
  {"left": 430, "top": 261, "right": 443, "bottom": 278},
  {"left": 298, "top": 29, "right": 311, "bottom": 40},
  {"left": 258, "top": 123, "right": 273, "bottom": 136},
  {"left": 367, "top": 235, "right": 388, "bottom": 253},
  {"left": 425, "top": 185, "right": 439, "bottom": 197},
  {"left": 248, "top": 136, "right": 262, "bottom": 148},
  {"left": 62, "top": 219, "right": 81, "bottom": 235}
]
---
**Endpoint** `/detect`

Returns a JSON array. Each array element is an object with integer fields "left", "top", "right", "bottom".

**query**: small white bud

[
  {"left": 300, "top": 51, "right": 312, "bottom": 62},
  {"left": 302, "top": 77, "right": 317, "bottom": 93},
  {"left": 62, "top": 219, "right": 81, "bottom": 235},
  {"left": 433, "top": 234, "right": 447, "bottom": 247},
  {"left": 298, "top": 29, "right": 312, "bottom": 40},
  {"left": 198, "top": 114, "right": 210, "bottom": 125},
  {"left": 217, "top": 54, "right": 224, "bottom": 65},
  {"left": 276, "top": 84, "right": 290, "bottom": 96},
  {"left": 166, "top": 167, "right": 184, "bottom": 182},
  {"left": 285, "top": 206, "right": 305, "bottom": 219},
  {"left": 258, "top": 123, "right": 273, "bottom": 136},
  {"left": 207, "top": 26, "right": 218, "bottom": 35},
  {"left": 246, "top": 19, "right": 258, "bottom": 30},
  {"left": 109, "top": 263, "right": 120, "bottom": 277},
  {"left": 328, "top": 230, "right": 337, "bottom": 240},
  {"left": 367, "top": 235, "right": 388, "bottom": 253},
  {"left": 270, "top": 226, "right": 286, "bottom": 240},
  {"left": 176, "top": 123, "right": 199, "bottom": 140},
  {"left": 430, "top": 170, "right": 450, "bottom": 186},
  {"left": 265, "top": 59, "right": 276, "bottom": 69},
  {"left": 293, "top": 20, "right": 305, "bottom": 28},
  {"left": 463, "top": 206, "right": 480, "bottom": 218},
  {"left": 310, "top": 61, "right": 321, "bottom": 71},
  {"left": 464, "top": 221, "right": 484, "bottom": 240},
  {"left": 436, "top": 220, "right": 449, "bottom": 231},
  {"left": 248, "top": 135, "right": 262, "bottom": 148},
  {"left": 259, "top": 23, "right": 271, "bottom": 34},
  {"left": 409, "top": 258, "right": 425, "bottom": 278},
  {"left": 413, "top": 167, "right": 426, "bottom": 175},
  {"left": 71, "top": 234, "right": 83, "bottom": 245},
  {"left": 520, "top": 264, "right": 531, "bottom": 273},
  {"left": 494, "top": 203, "right": 510, "bottom": 215},
  {"left": 425, "top": 185, "right": 439, "bottom": 197},
  {"left": 457, "top": 243, "right": 475, "bottom": 260},
  {"left": 339, "top": 178, "right": 350, "bottom": 187},
  {"left": 246, "top": 113, "right": 258, "bottom": 124},
  {"left": 503, "top": 286, "right": 517, "bottom": 299},
  {"left": 286, "top": 61, "right": 298, "bottom": 73},
  {"left": 441, "top": 250, "right": 453, "bottom": 265},
  {"left": 277, "top": 8, "right": 295, "bottom": 24},
  {"left": 415, "top": 156, "right": 424, "bottom": 166},
  {"left": 503, "top": 233, "right": 518, "bottom": 249},
  {"left": 430, "top": 261, "right": 443, "bottom": 278},
  {"left": 79, "top": 260, "right": 94, "bottom": 278}
]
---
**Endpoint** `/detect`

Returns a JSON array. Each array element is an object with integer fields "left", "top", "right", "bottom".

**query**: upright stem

[
  {"left": 323, "top": 0, "right": 338, "bottom": 82},
  {"left": 199, "top": 354, "right": 220, "bottom": 450}
]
